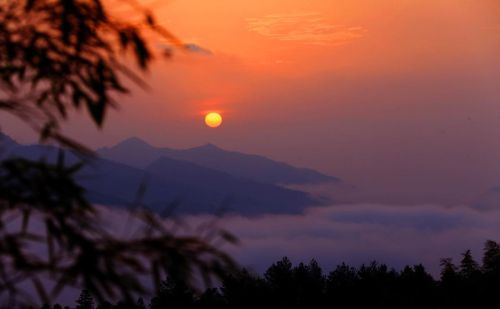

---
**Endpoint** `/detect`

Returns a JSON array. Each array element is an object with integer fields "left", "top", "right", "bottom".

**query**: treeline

[{"left": 41, "top": 240, "right": 500, "bottom": 309}]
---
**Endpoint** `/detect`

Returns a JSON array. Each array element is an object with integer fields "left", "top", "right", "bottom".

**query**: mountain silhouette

[
  {"left": 98, "top": 137, "right": 339, "bottom": 185},
  {"left": 0, "top": 134, "right": 325, "bottom": 215}
]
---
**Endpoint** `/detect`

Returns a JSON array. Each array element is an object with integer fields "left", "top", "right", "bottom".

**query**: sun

[{"left": 204, "top": 112, "right": 223, "bottom": 128}]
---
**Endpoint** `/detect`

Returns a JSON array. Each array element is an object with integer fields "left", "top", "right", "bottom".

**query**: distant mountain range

[
  {"left": 0, "top": 134, "right": 339, "bottom": 216},
  {"left": 98, "top": 137, "right": 339, "bottom": 185}
]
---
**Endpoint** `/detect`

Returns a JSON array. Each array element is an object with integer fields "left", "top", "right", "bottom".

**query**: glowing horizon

[{"left": 1, "top": 0, "right": 500, "bottom": 206}]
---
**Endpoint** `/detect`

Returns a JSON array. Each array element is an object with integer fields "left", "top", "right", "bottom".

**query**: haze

[{"left": 2, "top": 0, "right": 500, "bottom": 205}]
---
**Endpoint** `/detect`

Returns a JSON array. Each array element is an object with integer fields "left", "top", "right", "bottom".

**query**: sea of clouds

[
  {"left": 164, "top": 203, "right": 500, "bottom": 277},
  {"left": 7, "top": 201, "right": 500, "bottom": 306}
]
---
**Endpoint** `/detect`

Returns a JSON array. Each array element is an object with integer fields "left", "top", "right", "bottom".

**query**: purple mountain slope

[
  {"left": 0, "top": 133, "right": 326, "bottom": 215},
  {"left": 98, "top": 137, "right": 339, "bottom": 185}
]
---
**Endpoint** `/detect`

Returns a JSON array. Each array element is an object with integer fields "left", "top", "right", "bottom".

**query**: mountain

[
  {"left": 0, "top": 134, "right": 324, "bottom": 215},
  {"left": 142, "top": 156, "right": 317, "bottom": 215},
  {"left": 98, "top": 137, "right": 339, "bottom": 185}
]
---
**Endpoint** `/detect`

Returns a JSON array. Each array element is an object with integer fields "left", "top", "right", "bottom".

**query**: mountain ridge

[
  {"left": 98, "top": 137, "right": 339, "bottom": 185},
  {"left": 0, "top": 134, "right": 327, "bottom": 216}
]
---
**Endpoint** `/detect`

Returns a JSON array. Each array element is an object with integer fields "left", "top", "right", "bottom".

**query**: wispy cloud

[
  {"left": 184, "top": 43, "right": 213, "bottom": 55},
  {"left": 157, "top": 42, "right": 213, "bottom": 56},
  {"left": 173, "top": 204, "right": 500, "bottom": 276},
  {"left": 14, "top": 202, "right": 500, "bottom": 304},
  {"left": 246, "top": 12, "right": 366, "bottom": 46}
]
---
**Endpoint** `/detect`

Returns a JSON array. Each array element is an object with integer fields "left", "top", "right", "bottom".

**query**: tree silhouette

[
  {"left": 27, "top": 242, "right": 500, "bottom": 309},
  {"left": 440, "top": 258, "right": 458, "bottom": 282},
  {"left": 0, "top": 0, "right": 179, "bottom": 148},
  {"left": 480, "top": 240, "right": 500, "bottom": 307},
  {"left": 482, "top": 240, "right": 500, "bottom": 274},
  {"left": 76, "top": 289, "right": 95, "bottom": 309},
  {"left": 197, "top": 288, "right": 226, "bottom": 309},
  {"left": 397, "top": 264, "right": 436, "bottom": 309},
  {"left": 356, "top": 262, "right": 398, "bottom": 308},
  {"left": 149, "top": 277, "right": 196, "bottom": 309},
  {"left": 221, "top": 268, "right": 268, "bottom": 309},
  {"left": 0, "top": 0, "right": 236, "bottom": 307},
  {"left": 440, "top": 257, "right": 465, "bottom": 309},
  {"left": 264, "top": 257, "right": 295, "bottom": 308},
  {"left": 455, "top": 250, "right": 481, "bottom": 309},
  {"left": 326, "top": 262, "right": 358, "bottom": 308},
  {"left": 292, "top": 260, "right": 325, "bottom": 308},
  {"left": 459, "top": 250, "right": 480, "bottom": 279},
  {"left": 135, "top": 298, "right": 146, "bottom": 309},
  {"left": 96, "top": 301, "right": 113, "bottom": 309}
]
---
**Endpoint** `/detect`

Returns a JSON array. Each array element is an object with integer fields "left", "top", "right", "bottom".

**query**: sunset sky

[{"left": 3, "top": 0, "right": 500, "bottom": 205}]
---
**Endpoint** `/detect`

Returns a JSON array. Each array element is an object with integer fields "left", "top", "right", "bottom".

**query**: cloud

[
  {"left": 18, "top": 202, "right": 500, "bottom": 279},
  {"left": 183, "top": 43, "right": 213, "bottom": 55},
  {"left": 8, "top": 203, "right": 500, "bottom": 305},
  {"left": 246, "top": 12, "right": 366, "bottom": 45},
  {"left": 174, "top": 204, "right": 500, "bottom": 277},
  {"left": 157, "top": 42, "right": 213, "bottom": 56}
]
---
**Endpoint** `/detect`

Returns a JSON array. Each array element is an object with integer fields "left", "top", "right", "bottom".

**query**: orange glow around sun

[{"left": 204, "top": 112, "right": 223, "bottom": 128}]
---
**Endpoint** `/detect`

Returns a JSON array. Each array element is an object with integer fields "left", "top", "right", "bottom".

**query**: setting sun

[{"left": 204, "top": 112, "right": 223, "bottom": 128}]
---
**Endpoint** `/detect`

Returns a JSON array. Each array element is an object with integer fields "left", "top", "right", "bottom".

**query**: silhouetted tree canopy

[
  {"left": 76, "top": 289, "right": 94, "bottom": 309},
  {"left": 460, "top": 249, "right": 480, "bottom": 279},
  {"left": 0, "top": 0, "right": 183, "bottom": 149},
  {"left": 0, "top": 1, "right": 236, "bottom": 307},
  {"left": 40, "top": 240, "right": 500, "bottom": 309}
]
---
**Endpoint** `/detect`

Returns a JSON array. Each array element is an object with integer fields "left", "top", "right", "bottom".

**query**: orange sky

[
  {"left": 2, "top": 0, "right": 500, "bottom": 205},
  {"left": 158, "top": 0, "right": 500, "bottom": 73},
  {"left": 135, "top": 0, "right": 500, "bottom": 123}
]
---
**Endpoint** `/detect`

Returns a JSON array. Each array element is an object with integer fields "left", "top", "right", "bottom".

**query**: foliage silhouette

[
  {"left": 0, "top": 0, "right": 237, "bottom": 307},
  {"left": 75, "top": 289, "right": 94, "bottom": 309},
  {"left": 0, "top": 153, "right": 237, "bottom": 306},
  {"left": 46, "top": 239, "right": 500, "bottom": 309},
  {"left": 0, "top": 0, "right": 184, "bottom": 149},
  {"left": 459, "top": 249, "right": 480, "bottom": 279},
  {"left": 149, "top": 277, "right": 196, "bottom": 309}
]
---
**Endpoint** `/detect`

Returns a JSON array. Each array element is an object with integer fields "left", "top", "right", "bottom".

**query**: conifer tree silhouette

[
  {"left": 459, "top": 249, "right": 480, "bottom": 279},
  {"left": 76, "top": 289, "right": 95, "bottom": 309},
  {"left": 482, "top": 240, "right": 500, "bottom": 274}
]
